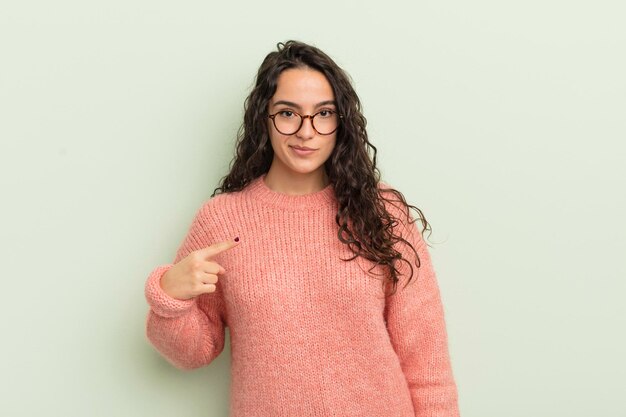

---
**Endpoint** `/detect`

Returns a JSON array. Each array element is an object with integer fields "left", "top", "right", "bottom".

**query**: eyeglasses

[{"left": 268, "top": 109, "right": 343, "bottom": 135}]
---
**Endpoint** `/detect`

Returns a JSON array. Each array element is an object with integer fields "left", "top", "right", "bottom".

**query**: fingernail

[{"left": 234, "top": 236, "right": 240, "bottom": 242}]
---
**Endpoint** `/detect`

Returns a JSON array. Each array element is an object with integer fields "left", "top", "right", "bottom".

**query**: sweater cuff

[{"left": 144, "top": 264, "right": 196, "bottom": 318}]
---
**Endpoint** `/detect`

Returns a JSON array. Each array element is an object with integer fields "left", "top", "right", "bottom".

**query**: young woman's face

[{"left": 266, "top": 67, "right": 337, "bottom": 182}]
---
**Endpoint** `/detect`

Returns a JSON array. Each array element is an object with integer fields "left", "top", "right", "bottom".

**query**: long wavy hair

[{"left": 212, "top": 40, "right": 432, "bottom": 296}]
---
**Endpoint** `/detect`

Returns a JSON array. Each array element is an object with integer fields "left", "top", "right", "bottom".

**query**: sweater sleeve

[
  {"left": 383, "top": 201, "right": 460, "bottom": 417},
  {"left": 144, "top": 201, "right": 227, "bottom": 370}
]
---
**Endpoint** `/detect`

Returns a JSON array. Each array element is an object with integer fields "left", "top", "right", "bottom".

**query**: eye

[
  {"left": 278, "top": 110, "right": 295, "bottom": 118},
  {"left": 317, "top": 109, "right": 336, "bottom": 118}
]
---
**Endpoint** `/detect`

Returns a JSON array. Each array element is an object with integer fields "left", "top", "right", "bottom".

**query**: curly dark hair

[{"left": 211, "top": 40, "right": 432, "bottom": 296}]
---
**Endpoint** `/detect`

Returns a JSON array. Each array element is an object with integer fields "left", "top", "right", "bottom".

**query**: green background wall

[{"left": 1, "top": 1, "right": 624, "bottom": 416}]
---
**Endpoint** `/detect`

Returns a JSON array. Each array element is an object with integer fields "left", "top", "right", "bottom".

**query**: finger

[
  {"left": 198, "top": 237, "right": 240, "bottom": 260},
  {"left": 201, "top": 273, "right": 219, "bottom": 285},
  {"left": 201, "top": 283, "right": 217, "bottom": 294},
  {"left": 202, "top": 262, "right": 226, "bottom": 275}
]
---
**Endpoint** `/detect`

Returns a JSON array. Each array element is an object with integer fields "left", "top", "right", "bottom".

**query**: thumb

[{"left": 198, "top": 237, "right": 240, "bottom": 259}]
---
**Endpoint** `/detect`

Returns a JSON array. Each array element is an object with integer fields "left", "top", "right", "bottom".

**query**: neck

[{"left": 263, "top": 168, "right": 329, "bottom": 196}]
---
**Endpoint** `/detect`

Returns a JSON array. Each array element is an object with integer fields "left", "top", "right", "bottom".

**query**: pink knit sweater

[{"left": 144, "top": 174, "right": 460, "bottom": 417}]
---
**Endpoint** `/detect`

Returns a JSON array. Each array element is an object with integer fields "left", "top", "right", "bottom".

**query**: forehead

[{"left": 270, "top": 67, "right": 335, "bottom": 107}]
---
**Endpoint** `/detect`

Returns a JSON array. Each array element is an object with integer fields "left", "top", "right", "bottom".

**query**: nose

[{"left": 296, "top": 115, "right": 315, "bottom": 139}]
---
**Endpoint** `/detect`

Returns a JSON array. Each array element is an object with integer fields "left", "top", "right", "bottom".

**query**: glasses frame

[{"left": 268, "top": 109, "right": 343, "bottom": 136}]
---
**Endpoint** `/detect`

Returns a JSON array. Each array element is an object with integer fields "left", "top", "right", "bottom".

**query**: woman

[{"left": 144, "top": 40, "right": 460, "bottom": 417}]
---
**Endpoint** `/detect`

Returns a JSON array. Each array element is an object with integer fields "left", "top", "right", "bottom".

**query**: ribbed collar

[{"left": 245, "top": 174, "right": 336, "bottom": 211}]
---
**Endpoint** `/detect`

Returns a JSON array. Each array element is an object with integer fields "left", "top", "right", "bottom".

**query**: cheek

[
  {"left": 326, "top": 137, "right": 337, "bottom": 153},
  {"left": 267, "top": 124, "right": 288, "bottom": 142},
  {"left": 266, "top": 125, "right": 280, "bottom": 141},
  {"left": 267, "top": 132, "right": 289, "bottom": 154}
]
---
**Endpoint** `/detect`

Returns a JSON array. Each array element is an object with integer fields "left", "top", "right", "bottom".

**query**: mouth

[{"left": 290, "top": 146, "right": 317, "bottom": 151}]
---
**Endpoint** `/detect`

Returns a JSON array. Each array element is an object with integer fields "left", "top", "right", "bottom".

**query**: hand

[{"left": 160, "top": 238, "right": 240, "bottom": 300}]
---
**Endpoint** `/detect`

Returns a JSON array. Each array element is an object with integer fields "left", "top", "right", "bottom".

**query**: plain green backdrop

[{"left": 1, "top": 1, "right": 625, "bottom": 416}]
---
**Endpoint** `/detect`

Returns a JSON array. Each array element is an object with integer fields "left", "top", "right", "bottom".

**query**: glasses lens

[
  {"left": 274, "top": 111, "right": 301, "bottom": 135},
  {"left": 272, "top": 110, "right": 340, "bottom": 135},
  {"left": 312, "top": 110, "right": 339, "bottom": 135}
]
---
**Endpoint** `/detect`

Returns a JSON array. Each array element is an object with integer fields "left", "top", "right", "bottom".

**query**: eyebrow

[{"left": 271, "top": 100, "right": 337, "bottom": 109}]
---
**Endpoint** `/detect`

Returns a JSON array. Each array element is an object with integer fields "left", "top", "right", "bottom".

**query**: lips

[{"left": 290, "top": 146, "right": 316, "bottom": 151}]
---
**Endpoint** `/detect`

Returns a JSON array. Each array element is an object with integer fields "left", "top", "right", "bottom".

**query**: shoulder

[
  {"left": 193, "top": 185, "right": 250, "bottom": 222},
  {"left": 376, "top": 180, "right": 426, "bottom": 246},
  {"left": 376, "top": 179, "right": 411, "bottom": 220},
  {"left": 376, "top": 179, "right": 402, "bottom": 201}
]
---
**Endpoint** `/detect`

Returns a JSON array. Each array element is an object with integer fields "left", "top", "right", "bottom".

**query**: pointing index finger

[{"left": 200, "top": 237, "right": 240, "bottom": 259}]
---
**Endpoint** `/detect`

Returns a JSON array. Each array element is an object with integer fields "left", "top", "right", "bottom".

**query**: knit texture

[{"left": 144, "top": 174, "right": 460, "bottom": 417}]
